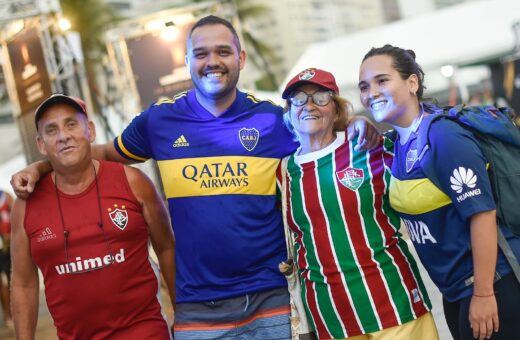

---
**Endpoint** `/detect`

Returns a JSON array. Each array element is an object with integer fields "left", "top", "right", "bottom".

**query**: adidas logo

[
  {"left": 173, "top": 135, "right": 189, "bottom": 147},
  {"left": 37, "top": 227, "right": 57, "bottom": 243}
]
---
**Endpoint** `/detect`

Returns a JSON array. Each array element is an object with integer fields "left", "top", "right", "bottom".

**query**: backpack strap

[{"left": 498, "top": 229, "right": 520, "bottom": 282}]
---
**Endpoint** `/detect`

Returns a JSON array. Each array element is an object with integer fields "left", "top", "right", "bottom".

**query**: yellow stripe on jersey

[
  {"left": 153, "top": 91, "right": 188, "bottom": 106},
  {"left": 245, "top": 92, "right": 279, "bottom": 107},
  {"left": 246, "top": 93, "right": 261, "bottom": 103},
  {"left": 157, "top": 156, "right": 280, "bottom": 198},
  {"left": 389, "top": 175, "right": 451, "bottom": 215},
  {"left": 116, "top": 135, "right": 148, "bottom": 161}
]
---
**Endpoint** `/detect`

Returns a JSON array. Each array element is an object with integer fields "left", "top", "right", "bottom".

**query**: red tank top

[{"left": 25, "top": 161, "right": 169, "bottom": 340}]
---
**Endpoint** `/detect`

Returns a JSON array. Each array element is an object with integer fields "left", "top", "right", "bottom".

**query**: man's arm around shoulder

[
  {"left": 11, "top": 198, "right": 39, "bottom": 340},
  {"left": 346, "top": 115, "right": 380, "bottom": 151},
  {"left": 123, "top": 166, "right": 176, "bottom": 311},
  {"left": 91, "top": 142, "right": 134, "bottom": 164}
]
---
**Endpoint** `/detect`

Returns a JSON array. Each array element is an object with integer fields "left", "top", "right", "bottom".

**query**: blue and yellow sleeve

[{"left": 113, "top": 110, "right": 152, "bottom": 162}]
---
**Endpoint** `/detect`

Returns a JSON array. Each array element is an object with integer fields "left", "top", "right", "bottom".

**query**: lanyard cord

[{"left": 54, "top": 162, "right": 110, "bottom": 266}]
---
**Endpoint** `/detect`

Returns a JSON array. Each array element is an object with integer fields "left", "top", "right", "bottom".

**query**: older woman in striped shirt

[{"left": 279, "top": 68, "right": 439, "bottom": 340}]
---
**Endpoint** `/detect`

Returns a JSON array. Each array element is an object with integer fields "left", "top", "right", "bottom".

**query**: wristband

[{"left": 473, "top": 292, "right": 494, "bottom": 298}]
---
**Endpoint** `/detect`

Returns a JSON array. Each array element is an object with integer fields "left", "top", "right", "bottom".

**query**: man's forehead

[
  {"left": 189, "top": 24, "right": 237, "bottom": 49},
  {"left": 41, "top": 102, "right": 82, "bottom": 115},
  {"left": 39, "top": 106, "right": 85, "bottom": 122}
]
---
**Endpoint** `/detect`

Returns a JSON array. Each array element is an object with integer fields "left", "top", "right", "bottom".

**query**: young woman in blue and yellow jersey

[{"left": 358, "top": 44, "right": 520, "bottom": 340}]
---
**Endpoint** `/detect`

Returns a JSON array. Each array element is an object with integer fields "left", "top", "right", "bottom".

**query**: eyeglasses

[
  {"left": 55, "top": 163, "right": 114, "bottom": 274},
  {"left": 289, "top": 90, "right": 334, "bottom": 107}
]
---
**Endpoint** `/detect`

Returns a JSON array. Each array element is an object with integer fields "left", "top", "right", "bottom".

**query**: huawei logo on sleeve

[
  {"left": 450, "top": 167, "right": 481, "bottom": 202},
  {"left": 450, "top": 167, "right": 477, "bottom": 193}
]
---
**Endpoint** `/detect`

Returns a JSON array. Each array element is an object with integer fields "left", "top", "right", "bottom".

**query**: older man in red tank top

[{"left": 10, "top": 94, "right": 176, "bottom": 340}]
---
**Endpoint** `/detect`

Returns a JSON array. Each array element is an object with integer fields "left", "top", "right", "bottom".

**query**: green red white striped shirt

[{"left": 283, "top": 132, "right": 431, "bottom": 339}]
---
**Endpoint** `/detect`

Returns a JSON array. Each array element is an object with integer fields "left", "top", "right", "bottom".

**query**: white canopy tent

[{"left": 280, "top": 0, "right": 520, "bottom": 111}]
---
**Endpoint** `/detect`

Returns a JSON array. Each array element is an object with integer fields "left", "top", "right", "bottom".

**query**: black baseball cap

[{"left": 35, "top": 94, "right": 87, "bottom": 130}]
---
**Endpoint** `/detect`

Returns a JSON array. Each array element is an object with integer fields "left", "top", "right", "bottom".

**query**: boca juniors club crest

[
  {"left": 336, "top": 167, "right": 364, "bottom": 191},
  {"left": 405, "top": 138, "right": 420, "bottom": 173},
  {"left": 108, "top": 204, "right": 128, "bottom": 230},
  {"left": 238, "top": 128, "right": 260, "bottom": 151},
  {"left": 406, "top": 148, "right": 418, "bottom": 173}
]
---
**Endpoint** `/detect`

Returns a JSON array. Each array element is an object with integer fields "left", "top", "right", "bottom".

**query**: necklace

[{"left": 54, "top": 162, "right": 114, "bottom": 274}]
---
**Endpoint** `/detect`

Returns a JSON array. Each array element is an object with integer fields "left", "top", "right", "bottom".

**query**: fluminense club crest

[
  {"left": 238, "top": 128, "right": 260, "bottom": 151},
  {"left": 108, "top": 204, "right": 128, "bottom": 230},
  {"left": 336, "top": 167, "right": 364, "bottom": 191},
  {"left": 299, "top": 68, "right": 316, "bottom": 81}
]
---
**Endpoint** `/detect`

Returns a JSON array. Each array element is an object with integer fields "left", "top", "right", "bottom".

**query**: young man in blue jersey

[{"left": 11, "top": 15, "right": 378, "bottom": 339}]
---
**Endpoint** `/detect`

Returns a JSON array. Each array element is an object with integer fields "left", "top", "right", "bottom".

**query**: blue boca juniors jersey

[
  {"left": 114, "top": 90, "right": 298, "bottom": 303},
  {"left": 389, "top": 118, "right": 516, "bottom": 302}
]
